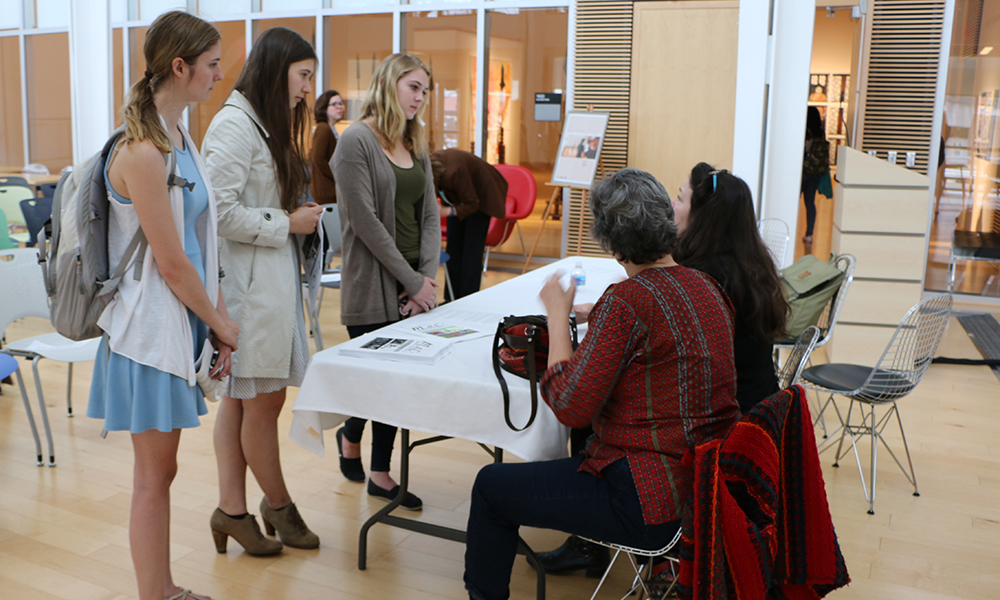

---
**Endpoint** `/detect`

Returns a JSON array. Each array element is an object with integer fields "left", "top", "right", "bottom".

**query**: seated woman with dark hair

[
  {"left": 672, "top": 163, "right": 788, "bottom": 414},
  {"left": 463, "top": 167, "right": 741, "bottom": 600}
]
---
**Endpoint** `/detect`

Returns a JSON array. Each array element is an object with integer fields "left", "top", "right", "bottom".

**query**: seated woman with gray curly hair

[{"left": 462, "top": 167, "right": 742, "bottom": 600}]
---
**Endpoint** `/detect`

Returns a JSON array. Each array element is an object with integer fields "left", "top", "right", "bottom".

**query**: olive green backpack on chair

[{"left": 780, "top": 254, "right": 845, "bottom": 338}]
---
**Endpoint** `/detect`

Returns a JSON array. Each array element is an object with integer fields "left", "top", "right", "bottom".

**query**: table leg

[{"left": 355, "top": 432, "right": 547, "bottom": 600}]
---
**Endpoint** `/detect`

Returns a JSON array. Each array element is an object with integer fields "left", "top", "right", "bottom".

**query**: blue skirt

[{"left": 87, "top": 312, "right": 209, "bottom": 433}]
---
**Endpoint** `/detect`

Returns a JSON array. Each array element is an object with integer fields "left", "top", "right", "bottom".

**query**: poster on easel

[{"left": 551, "top": 110, "right": 610, "bottom": 187}]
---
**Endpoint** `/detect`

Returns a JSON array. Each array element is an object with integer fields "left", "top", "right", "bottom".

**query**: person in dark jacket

[
  {"left": 310, "top": 89, "right": 344, "bottom": 204},
  {"left": 431, "top": 149, "right": 508, "bottom": 299}
]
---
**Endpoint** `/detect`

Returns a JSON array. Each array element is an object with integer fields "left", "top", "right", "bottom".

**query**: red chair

[{"left": 484, "top": 165, "right": 537, "bottom": 272}]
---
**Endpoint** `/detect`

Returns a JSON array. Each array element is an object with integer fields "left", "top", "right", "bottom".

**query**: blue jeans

[{"left": 464, "top": 456, "right": 680, "bottom": 600}]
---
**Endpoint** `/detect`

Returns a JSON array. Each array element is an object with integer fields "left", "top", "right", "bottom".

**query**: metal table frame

[{"left": 357, "top": 429, "right": 548, "bottom": 600}]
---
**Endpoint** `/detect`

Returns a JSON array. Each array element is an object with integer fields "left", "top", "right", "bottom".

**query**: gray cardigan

[{"left": 332, "top": 121, "right": 440, "bottom": 326}]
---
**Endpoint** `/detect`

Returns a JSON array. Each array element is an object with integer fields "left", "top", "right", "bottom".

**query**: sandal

[{"left": 165, "top": 589, "right": 211, "bottom": 600}]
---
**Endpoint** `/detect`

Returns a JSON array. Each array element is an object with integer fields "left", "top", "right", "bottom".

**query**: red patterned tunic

[{"left": 540, "top": 265, "right": 740, "bottom": 525}]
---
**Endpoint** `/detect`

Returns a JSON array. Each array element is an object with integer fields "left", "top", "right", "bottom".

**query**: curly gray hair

[{"left": 589, "top": 167, "right": 677, "bottom": 265}]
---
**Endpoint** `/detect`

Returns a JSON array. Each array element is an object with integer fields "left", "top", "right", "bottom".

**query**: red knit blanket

[{"left": 675, "top": 386, "right": 850, "bottom": 599}]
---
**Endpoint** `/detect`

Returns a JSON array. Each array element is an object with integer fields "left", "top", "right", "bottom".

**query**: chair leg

[
  {"left": 832, "top": 398, "right": 854, "bottom": 467},
  {"left": 588, "top": 548, "right": 622, "bottom": 600},
  {"left": 483, "top": 247, "right": 492, "bottom": 274},
  {"left": 13, "top": 366, "right": 43, "bottom": 466},
  {"left": 893, "top": 404, "right": 919, "bottom": 497},
  {"left": 66, "top": 362, "right": 73, "bottom": 417},
  {"left": 443, "top": 262, "right": 455, "bottom": 303},
  {"left": 515, "top": 221, "right": 528, "bottom": 259},
  {"left": 867, "top": 404, "right": 878, "bottom": 514},
  {"left": 30, "top": 356, "right": 56, "bottom": 466}
]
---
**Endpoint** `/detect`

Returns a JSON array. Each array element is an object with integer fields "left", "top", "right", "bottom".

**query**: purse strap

[{"left": 492, "top": 320, "right": 540, "bottom": 432}]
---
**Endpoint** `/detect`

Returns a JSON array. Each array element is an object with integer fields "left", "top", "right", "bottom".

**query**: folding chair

[{"left": 799, "top": 293, "right": 952, "bottom": 514}]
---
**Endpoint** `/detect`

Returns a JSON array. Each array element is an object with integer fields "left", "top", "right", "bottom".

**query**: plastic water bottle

[{"left": 571, "top": 262, "right": 586, "bottom": 287}]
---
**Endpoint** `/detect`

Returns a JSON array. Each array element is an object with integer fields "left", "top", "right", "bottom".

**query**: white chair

[
  {"left": 0, "top": 248, "right": 100, "bottom": 466},
  {"left": 774, "top": 253, "right": 856, "bottom": 437},
  {"left": 757, "top": 218, "right": 790, "bottom": 269},
  {"left": 799, "top": 293, "right": 952, "bottom": 514},
  {"left": 305, "top": 206, "right": 344, "bottom": 352},
  {"left": 579, "top": 527, "right": 683, "bottom": 600}
]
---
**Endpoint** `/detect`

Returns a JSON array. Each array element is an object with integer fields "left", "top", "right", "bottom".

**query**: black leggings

[
  {"left": 801, "top": 173, "right": 822, "bottom": 237},
  {"left": 343, "top": 321, "right": 397, "bottom": 472}
]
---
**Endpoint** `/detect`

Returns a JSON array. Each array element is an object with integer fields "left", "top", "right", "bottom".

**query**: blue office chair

[{"left": 20, "top": 197, "right": 52, "bottom": 248}]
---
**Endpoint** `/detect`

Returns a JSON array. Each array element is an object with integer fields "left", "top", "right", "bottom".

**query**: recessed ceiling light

[{"left": 980, "top": 46, "right": 993, "bottom": 55}]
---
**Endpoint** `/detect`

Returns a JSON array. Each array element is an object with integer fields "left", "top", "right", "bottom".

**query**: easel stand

[{"left": 523, "top": 157, "right": 606, "bottom": 273}]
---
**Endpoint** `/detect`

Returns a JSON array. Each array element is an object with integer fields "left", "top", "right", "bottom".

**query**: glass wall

[
  {"left": 405, "top": 10, "right": 477, "bottom": 154},
  {"left": 487, "top": 7, "right": 567, "bottom": 189},
  {"left": 0, "top": 36, "right": 24, "bottom": 166},
  {"left": 322, "top": 13, "right": 393, "bottom": 126},
  {"left": 925, "top": 0, "right": 1000, "bottom": 298},
  {"left": 25, "top": 32, "right": 72, "bottom": 172}
]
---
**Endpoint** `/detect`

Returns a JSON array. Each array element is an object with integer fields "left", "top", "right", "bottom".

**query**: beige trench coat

[{"left": 202, "top": 91, "right": 299, "bottom": 379}]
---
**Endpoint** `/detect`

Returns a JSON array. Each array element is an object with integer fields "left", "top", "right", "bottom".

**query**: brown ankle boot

[
  {"left": 259, "top": 499, "right": 320, "bottom": 549},
  {"left": 210, "top": 508, "right": 283, "bottom": 556}
]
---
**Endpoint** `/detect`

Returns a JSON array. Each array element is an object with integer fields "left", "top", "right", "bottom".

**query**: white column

[
  {"left": 69, "top": 0, "right": 112, "bottom": 163},
  {"left": 758, "top": 1, "right": 815, "bottom": 260},
  {"left": 731, "top": 0, "right": 769, "bottom": 212}
]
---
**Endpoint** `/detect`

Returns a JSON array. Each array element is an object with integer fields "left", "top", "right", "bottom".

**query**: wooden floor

[{"left": 2, "top": 254, "right": 1000, "bottom": 599}]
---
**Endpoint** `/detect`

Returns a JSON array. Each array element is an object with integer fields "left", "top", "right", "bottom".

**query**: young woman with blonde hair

[
  {"left": 332, "top": 53, "right": 440, "bottom": 510},
  {"left": 202, "top": 27, "right": 323, "bottom": 555},
  {"left": 86, "top": 11, "right": 237, "bottom": 600}
]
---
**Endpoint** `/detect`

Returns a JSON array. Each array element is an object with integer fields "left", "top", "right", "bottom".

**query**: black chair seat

[{"left": 801, "top": 363, "right": 916, "bottom": 402}]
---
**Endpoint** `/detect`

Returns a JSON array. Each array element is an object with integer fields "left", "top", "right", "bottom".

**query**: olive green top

[{"left": 391, "top": 154, "right": 427, "bottom": 264}]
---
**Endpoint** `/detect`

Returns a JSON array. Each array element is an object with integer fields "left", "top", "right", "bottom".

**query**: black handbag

[{"left": 492, "top": 314, "right": 577, "bottom": 431}]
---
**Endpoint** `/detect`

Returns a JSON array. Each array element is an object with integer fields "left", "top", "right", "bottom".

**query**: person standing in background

[
  {"left": 431, "top": 148, "right": 507, "bottom": 299},
  {"left": 800, "top": 106, "right": 829, "bottom": 249},
  {"left": 311, "top": 90, "right": 345, "bottom": 204}
]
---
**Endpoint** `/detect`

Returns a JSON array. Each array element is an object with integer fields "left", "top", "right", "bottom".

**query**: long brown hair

[
  {"left": 122, "top": 11, "right": 220, "bottom": 153},
  {"left": 360, "top": 54, "right": 432, "bottom": 159},
  {"left": 673, "top": 163, "right": 788, "bottom": 342},
  {"left": 233, "top": 27, "right": 317, "bottom": 213}
]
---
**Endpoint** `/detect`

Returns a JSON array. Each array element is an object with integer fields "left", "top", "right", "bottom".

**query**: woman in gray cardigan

[{"left": 332, "top": 53, "right": 441, "bottom": 510}]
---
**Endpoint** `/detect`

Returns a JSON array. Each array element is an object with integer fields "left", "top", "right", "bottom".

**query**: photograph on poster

[{"left": 551, "top": 110, "right": 610, "bottom": 187}]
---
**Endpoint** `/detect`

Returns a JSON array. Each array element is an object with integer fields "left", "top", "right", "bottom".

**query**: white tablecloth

[{"left": 289, "top": 256, "right": 627, "bottom": 462}]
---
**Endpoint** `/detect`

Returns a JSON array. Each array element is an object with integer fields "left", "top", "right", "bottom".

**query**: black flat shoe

[
  {"left": 529, "top": 535, "right": 610, "bottom": 578},
  {"left": 336, "top": 427, "right": 365, "bottom": 482},
  {"left": 367, "top": 479, "right": 423, "bottom": 511}
]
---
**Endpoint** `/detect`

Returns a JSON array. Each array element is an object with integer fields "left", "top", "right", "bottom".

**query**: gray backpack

[{"left": 40, "top": 131, "right": 183, "bottom": 341}]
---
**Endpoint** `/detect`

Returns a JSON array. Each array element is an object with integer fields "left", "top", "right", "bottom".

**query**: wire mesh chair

[
  {"left": 774, "top": 253, "right": 856, "bottom": 436},
  {"left": 579, "top": 526, "right": 683, "bottom": 600},
  {"left": 757, "top": 218, "right": 790, "bottom": 269},
  {"left": 799, "top": 293, "right": 952, "bottom": 514},
  {"left": 776, "top": 326, "right": 820, "bottom": 389}
]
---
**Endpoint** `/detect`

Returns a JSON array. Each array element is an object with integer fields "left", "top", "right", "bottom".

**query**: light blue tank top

[{"left": 105, "top": 140, "right": 209, "bottom": 283}]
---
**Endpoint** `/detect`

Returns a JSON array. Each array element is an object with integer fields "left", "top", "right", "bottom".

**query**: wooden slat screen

[
  {"left": 958, "top": 0, "right": 983, "bottom": 57},
  {"left": 566, "top": 0, "right": 633, "bottom": 257},
  {"left": 857, "top": 0, "right": 947, "bottom": 174}
]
